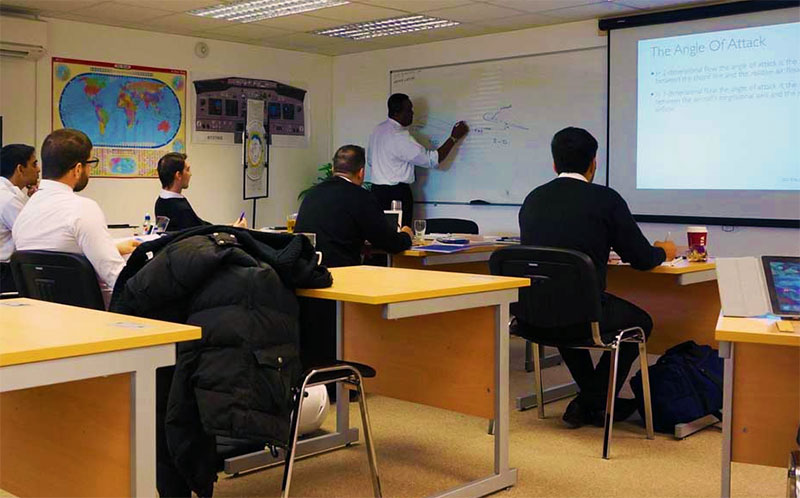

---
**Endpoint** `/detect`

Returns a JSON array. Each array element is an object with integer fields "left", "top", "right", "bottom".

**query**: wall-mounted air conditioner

[{"left": 0, "top": 15, "right": 48, "bottom": 61}]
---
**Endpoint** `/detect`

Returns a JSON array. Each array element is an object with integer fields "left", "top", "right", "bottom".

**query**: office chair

[
  {"left": 489, "top": 246, "right": 654, "bottom": 459},
  {"left": 10, "top": 250, "right": 105, "bottom": 310},
  {"left": 221, "top": 360, "right": 382, "bottom": 497},
  {"left": 282, "top": 361, "right": 381, "bottom": 497},
  {"left": 424, "top": 218, "right": 479, "bottom": 235}
]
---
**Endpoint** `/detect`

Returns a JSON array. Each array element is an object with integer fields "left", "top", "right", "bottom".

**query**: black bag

[{"left": 630, "top": 340, "right": 723, "bottom": 433}]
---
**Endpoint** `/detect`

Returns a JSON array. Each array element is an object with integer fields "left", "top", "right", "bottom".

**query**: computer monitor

[
  {"left": 761, "top": 256, "right": 800, "bottom": 318},
  {"left": 384, "top": 210, "right": 401, "bottom": 232}
]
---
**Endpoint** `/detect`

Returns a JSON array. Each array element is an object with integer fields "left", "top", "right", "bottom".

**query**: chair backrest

[
  {"left": 425, "top": 218, "right": 479, "bottom": 234},
  {"left": 10, "top": 250, "right": 105, "bottom": 310},
  {"left": 489, "top": 246, "right": 601, "bottom": 329}
]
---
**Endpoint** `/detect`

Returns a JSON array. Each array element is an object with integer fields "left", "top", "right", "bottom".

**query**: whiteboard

[{"left": 390, "top": 47, "right": 607, "bottom": 205}]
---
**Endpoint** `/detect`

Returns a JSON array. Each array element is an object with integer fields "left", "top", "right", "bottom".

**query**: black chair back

[
  {"left": 425, "top": 218, "right": 479, "bottom": 234},
  {"left": 489, "top": 246, "right": 601, "bottom": 329},
  {"left": 10, "top": 250, "right": 105, "bottom": 310}
]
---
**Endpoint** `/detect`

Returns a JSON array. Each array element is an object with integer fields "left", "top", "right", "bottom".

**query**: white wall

[
  {"left": 2, "top": 16, "right": 333, "bottom": 228},
  {"left": 332, "top": 20, "right": 799, "bottom": 256},
  {"left": 1, "top": 57, "right": 37, "bottom": 145}
]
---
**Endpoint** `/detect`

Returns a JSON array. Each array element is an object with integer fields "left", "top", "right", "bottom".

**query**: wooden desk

[
  {"left": 294, "top": 266, "right": 529, "bottom": 497},
  {"left": 0, "top": 298, "right": 201, "bottom": 497},
  {"left": 391, "top": 244, "right": 502, "bottom": 274},
  {"left": 716, "top": 315, "right": 800, "bottom": 498}
]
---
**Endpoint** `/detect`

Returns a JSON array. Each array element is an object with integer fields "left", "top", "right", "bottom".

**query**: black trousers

[
  {"left": 557, "top": 293, "right": 653, "bottom": 409},
  {"left": 0, "top": 262, "right": 16, "bottom": 294},
  {"left": 371, "top": 183, "right": 413, "bottom": 228}
]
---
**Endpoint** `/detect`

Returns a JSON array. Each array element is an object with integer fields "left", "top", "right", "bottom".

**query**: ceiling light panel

[
  {"left": 312, "top": 15, "right": 459, "bottom": 40},
  {"left": 189, "top": 0, "right": 349, "bottom": 23}
]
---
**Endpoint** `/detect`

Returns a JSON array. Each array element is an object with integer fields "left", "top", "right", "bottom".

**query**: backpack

[{"left": 630, "top": 340, "right": 724, "bottom": 434}]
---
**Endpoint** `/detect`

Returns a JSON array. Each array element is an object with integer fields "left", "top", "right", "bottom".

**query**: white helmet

[{"left": 298, "top": 384, "right": 330, "bottom": 435}]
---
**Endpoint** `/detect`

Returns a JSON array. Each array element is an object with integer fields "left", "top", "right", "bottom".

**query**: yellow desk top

[
  {"left": 400, "top": 244, "right": 504, "bottom": 257},
  {"left": 296, "top": 265, "right": 529, "bottom": 305},
  {"left": 715, "top": 314, "right": 800, "bottom": 347},
  {"left": 609, "top": 259, "right": 716, "bottom": 275},
  {"left": 0, "top": 298, "right": 201, "bottom": 367}
]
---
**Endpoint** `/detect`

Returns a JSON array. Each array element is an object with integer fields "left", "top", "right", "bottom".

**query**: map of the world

[{"left": 52, "top": 58, "right": 186, "bottom": 178}]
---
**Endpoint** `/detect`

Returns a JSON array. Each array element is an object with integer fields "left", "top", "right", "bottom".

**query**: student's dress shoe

[{"left": 562, "top": 396, "right": 590, "bottom": 428}]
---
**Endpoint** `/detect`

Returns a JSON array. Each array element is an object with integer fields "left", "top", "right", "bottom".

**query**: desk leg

[
  {"left": 336, "top": 300, "right": 351, "bottom": 434},
  {"left": 131, "top": 367, "right": 157, "bottom": 497},
  {"left": 720, "top": 341, "right": 734, "bottom": 498}
]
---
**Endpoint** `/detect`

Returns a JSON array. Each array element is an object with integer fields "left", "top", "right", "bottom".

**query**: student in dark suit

[
  {"left": 295, "top": 145, "right": 413, "bottom": 370},
  {"left": 519, "top": 127, "right": 676, "bottom": 428},
  {"left": 155, "top": 152, "right": 247, "bottom": 232}
]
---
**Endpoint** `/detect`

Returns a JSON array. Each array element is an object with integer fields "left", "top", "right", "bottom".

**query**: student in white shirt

[
  {"left": 12, "top": 129, "right": 138, "bottom": 300},
  {"left": 0, "top": 144, "right": 40, "bottom": 292},
  {"left": 367, "top": 93, "right": 469, "bottom": 227}
]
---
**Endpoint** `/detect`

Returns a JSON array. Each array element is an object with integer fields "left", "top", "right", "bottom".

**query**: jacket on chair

[{"left": 110, "top": 225, "right": 332, "bottom": 492}]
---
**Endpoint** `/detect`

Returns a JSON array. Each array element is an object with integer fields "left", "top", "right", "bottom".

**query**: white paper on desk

[{"left": 715, "top": 257, "right": 770, "bottom": 317}]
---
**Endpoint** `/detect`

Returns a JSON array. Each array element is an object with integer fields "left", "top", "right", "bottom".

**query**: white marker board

[{"left": 391, "top": 46, "right": 607, "bottom": 204}]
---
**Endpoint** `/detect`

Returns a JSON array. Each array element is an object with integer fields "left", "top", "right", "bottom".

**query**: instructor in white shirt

[
  {"left": 13, "top": 129, "right": 138, "bottom": 301},
  {"left": 0, "top": 144, "right": 40, "bottom": 292},
  {"left": 368, "top": 93, "right": 469, "bottom": 227}
]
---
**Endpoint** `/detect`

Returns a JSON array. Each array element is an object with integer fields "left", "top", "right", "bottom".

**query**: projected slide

[{"left": 637, "top": 22, "right": 799, "bottom": 190}]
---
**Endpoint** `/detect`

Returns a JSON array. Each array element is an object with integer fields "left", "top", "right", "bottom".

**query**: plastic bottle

[{"left": 143, "top": 212, "right": 152, "bottom": 235}]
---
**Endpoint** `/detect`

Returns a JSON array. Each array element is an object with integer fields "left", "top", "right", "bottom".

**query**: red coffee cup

[
  {"left": 687, "top": 226, "right": 707, "bottom": 247},
  {"left": 687, "top": 226, "right": 708, "bottom": 261}
]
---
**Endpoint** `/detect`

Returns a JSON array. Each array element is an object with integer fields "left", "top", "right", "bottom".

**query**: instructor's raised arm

[{"left": 437, "top": 121, "right": 469, "bottom": 163}]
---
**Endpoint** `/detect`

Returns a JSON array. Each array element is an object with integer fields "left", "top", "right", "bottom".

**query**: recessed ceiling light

[
  {"left": 189, "top": 0, "right": 349, "bottom": 23},
  {"left": 312, "top": 15, "right": 460, "bottom": 40}
]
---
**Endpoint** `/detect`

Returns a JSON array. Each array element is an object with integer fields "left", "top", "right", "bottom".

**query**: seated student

[
  {"left": 295, "top": 144, "right": 413, "bottom": 370},
  {"left": 518, "top": 126, "right": 676, "bottom": 428},
  {"left": 12, "top": 129, "right": 138, "bottom": 300},
  {"left": 155, "top": 152, "right": 247, "bottom": 231},
  {"left": 0, "top": 144, "right": 40, "bottom": 292}
]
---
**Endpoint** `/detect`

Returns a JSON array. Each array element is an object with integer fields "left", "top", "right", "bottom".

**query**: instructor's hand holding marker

[{"left": 450, "top": 121, "right": 469, "bottom": 141}]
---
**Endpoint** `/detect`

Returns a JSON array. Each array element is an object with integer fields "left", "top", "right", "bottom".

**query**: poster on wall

[
  {"left": 243, "top": 99, "right": 268, "bottom": 199},
  {"left": 193, "top": 76, "right": 308, "bottom": 148},
  {"left": 52, "top": 57, "right": 187, "bottom": 178}
]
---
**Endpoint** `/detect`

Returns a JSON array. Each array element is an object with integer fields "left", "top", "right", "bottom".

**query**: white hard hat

[{"left": 298, "top": 384, "right": 330, "bottom": 435}]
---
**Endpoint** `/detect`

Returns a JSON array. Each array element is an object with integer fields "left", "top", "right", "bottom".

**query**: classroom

[{"left": 0, "top": 0, "right": 798, "bottom": 497}]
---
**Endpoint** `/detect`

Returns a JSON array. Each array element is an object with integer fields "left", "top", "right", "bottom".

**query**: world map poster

[{"left": 52, "top": 58, "right": 187, "bottom": 178}]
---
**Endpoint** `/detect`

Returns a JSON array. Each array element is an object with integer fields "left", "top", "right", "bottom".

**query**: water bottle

[{"left": 143, "top": 212, "right": 151, "bottom": 235}]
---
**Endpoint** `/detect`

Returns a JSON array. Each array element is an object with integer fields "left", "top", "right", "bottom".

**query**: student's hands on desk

[
  {"left": 654, "top": 240, "right": 677, "bottom": 261},
  {"left": 400, "top": 226, "right": 413, "bottom": 237},
  {"left": 233, "top": 216, "right": 248, "bottom": 228}
]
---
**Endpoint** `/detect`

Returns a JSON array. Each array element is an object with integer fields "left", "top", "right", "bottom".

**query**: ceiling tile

[
  {"left": 483, "top": 0, "right": 597, "bottom": 13},
  {"left": 203, "top": 22, "right": 291, "bottom": 40},
  {"left": 474, "top": 12, "right": 560, "bottom": 30},
  {"left": 253, "top": 14, "right": 342, "bottom": 31},
  {"left": 611, "top": 0, "right": 715, "bottom": 9},
  {"left": 0, "top": 0, "right": 103, "bottom": 12},
  {"left": 112, "top": 0, "right": 219, "bottom": 12},
  {"left": 68, "top": 1, "right": 174, "bottom": 22},
  {"left": 145, "top": 12, "right": 232, "bottom": 32},
  {"left": 260, "top": 31, "right": 340, "bottom": 48},
  {"left": 307, "top": 3, "right": 407, "bottom": 22},
  {"left": 353, "top": 0, "right": 475, "bottom": 13},
  {"left": 540, "top": 1, "right": 639, "bottom": 20},
  {"left": 422, "top": 3, "right": 527, "bottom": 22}
]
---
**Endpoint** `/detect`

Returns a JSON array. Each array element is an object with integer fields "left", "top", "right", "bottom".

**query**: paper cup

[{"left": 687, "top": 226, "right": 707, "bottom": 247}]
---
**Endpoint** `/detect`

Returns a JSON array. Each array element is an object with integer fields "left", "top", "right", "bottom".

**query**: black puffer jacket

[{"left": 110, "top": 226, "right": 332, "bottom": 493}]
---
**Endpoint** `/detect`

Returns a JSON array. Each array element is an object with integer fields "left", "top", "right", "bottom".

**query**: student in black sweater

[
  {"left": 155, "top": 152, "right": 247, "bottom": 232},
  {"left": 295, "top": 145, "right": 413, "bottom": 371},
  {"left": 519, "top": 127, "right": 676, "bottom": 428}
]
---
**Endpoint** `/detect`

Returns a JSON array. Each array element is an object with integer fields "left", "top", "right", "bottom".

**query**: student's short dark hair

[
  {"left": 387, "top": 93, "right": 410, "bottom": 116},
  {"left": 332, "top": 145, "right": 365, "bottom": 175},
  {"left": 1, "top": 144, "right": 35, "bottom": 179},
  {"left": 41, "top": 129, "right": 93, "bottom": 180},
  {"left": 157, "top": 152, "right": 187, "bottom": 188},
  {"left": 551, "top": 127, "right": 598, "bottom": 175}
]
